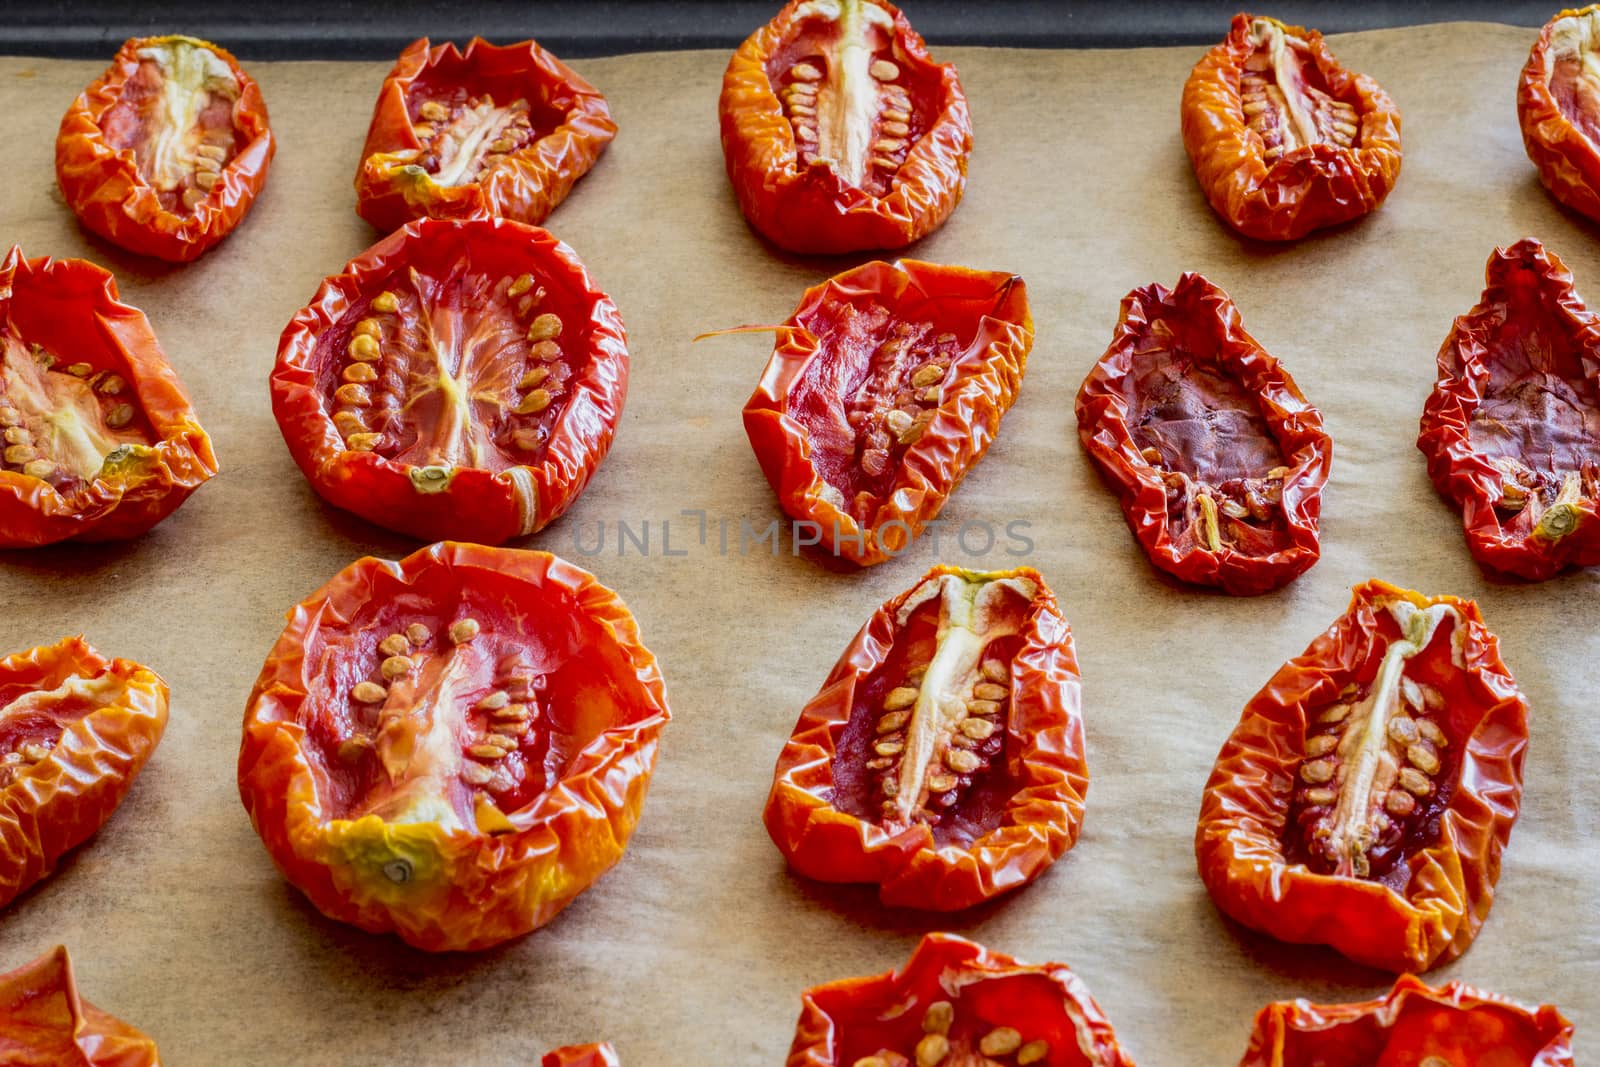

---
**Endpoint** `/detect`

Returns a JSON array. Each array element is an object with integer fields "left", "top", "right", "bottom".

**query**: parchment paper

[{"left": 0, "top": 22, "right": 1593, "bottom": 1065}]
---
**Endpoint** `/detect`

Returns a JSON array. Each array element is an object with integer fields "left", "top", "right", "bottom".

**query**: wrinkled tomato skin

[
  {"left": 743, "top": 261, "right": 1031, "bottom": 567},
  {"left": 0, "top": 248, "right": 218, "bottom": 548},
  {"left": 1418, "top": 239, "right": 1600, "bottom": 580},
  {"left": 355, "top": 37, "right": 616, "bottom": 232},
  {"left": 719, "top": 0, "right": 971, "bottom": 253},
  {"left": 0, "top": 637, "right": 168, "bottom": 912},
  {"left": 1181, "top": 14, "right": 1402, "bottom": 241},
  {"left": 764, "top": 565, "right": 1086, "bottom": 911},
  {"left": 1518, "top": 7, "right": 1600, "bottom": 224},
  {"left": 1075, "top": 273, "right": 1331, "bottom": 596},
  {"left": 542, "top": 1044, "right": 621, "bottom": 1067},
  {"left": 1240, "top": 975, "right": 1574, "bottom": 1067},
  {"left": 270, "top": 217, "right": 628, "bottom": 544},
  {"left": 236, "top": 542, "right": 670, "bottom": 953},
  {"left": 787, "top": 934, "right": 1135, "bottom": 1067},
  {"left": 55, "top": 35, "right": 274, "bottom": 263},
  {"left": 1195, "top": 580, "right": 1527, "bottom": 973},
  {"left": 0, "top": 946, "right": 162, "bottom": 1066}
]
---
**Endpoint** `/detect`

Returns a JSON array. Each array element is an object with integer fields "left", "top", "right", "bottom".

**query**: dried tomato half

[
  {"left": 543, "top": 1044, "right": 621, "bottom": 1067},
  {"left": 270, "top": 217, "right": 627, "bottom": 544},
  {"left": 237, "top": 542, "right": 670, "bottom": 952},
  {"left": 0, "top": 636, "right": 168, "bottom": 911},
  {"left": 1239, "top": 974, "right": 1574, "bottom": 1067},
  {"left": 787, "top": 933, "right": 1135, "bottom": 1067},
  {"left": 1181, "top": 14, "right": 1402, "bottom": 241},
  {"left": 0, "top": 946, "right": 161, "bottom": 1065},
  {"left": 719, "top": 0, "right": 971, "bottom": 253},
  {"left": 1519, "top": 7, "right": 1600, "bottom": 224},
  {"left": 0, "top": 247, "right": 217, "bottom": 548},
  {"left": 765, "top": 565, "right": 1085, "bottom": 911},
  {"left": 742, "top": 260, "right": 1030, "bottom": 566},
  {"left": 55, "top": 35, "right": 274, "bottom": 263},
  {"left": 1418, "top": 239, "right": 1600, "bottom": 580},
  {"left": 355, "top": 37, "right": 616, "bottom": 233},
  {"left": 1196, "top": 580, "right": 1528, "bottom": 973},
  {"left": 1076, "top": 273, "right": 1331, "bottom": 595}
]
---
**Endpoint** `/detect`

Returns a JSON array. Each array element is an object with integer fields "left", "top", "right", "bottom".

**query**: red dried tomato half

[
  {"left": 543, "top": 1044, "right": 621, "bottom": 1067},
  {"left": 355, "top": 37, "right": 616, "bottom": 233},
  {"left": 55, "top": 35, "right": 274, "bottom": 263},
  {"left": 765, "top": 565, "right": 1085, "bottom": 911},
  {"left": 1418, "top": 239, "right": 1600, "bottom": 580},
  {"left": 1239, "top": 974, "right": 1574, "bottom": 1067},
  {"left": 0, "top": 636, "right": 167, "bottom": 911},
  {"left": 787, "top": 933, "right": 1135, "bottom": 1067},
  {"left": 1181, "top": 14, "right": 1402, "bottom": 241},
  {"left": 719, "top": 0, "right": 971, "bottom": 253},
  {"left": 0, "top": 247, "right": 217, "bottom": 548},
  {"left": 237, "top": 542, "right": 670, "bottom": 952},
  {"left": 270, "top": 217, "right": 627, "bottom": 544},
  {"left": 1196, "top": 580, "right": 1528, "bottom": 973},
  {"left": 1519, "top": 7, "right": 1600, "bottom": 224},
  {"left": 1076, "top": 273, "right": 1331, "bottom": 595},
  {"left": 742, "top": 260, "right": 1031, "bottom": 566},
  {"left": 0, "top": 946, "right": 161, "bottom": 1065}
]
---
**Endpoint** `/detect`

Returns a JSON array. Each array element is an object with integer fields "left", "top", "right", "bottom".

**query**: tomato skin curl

[
  {"left": 764, "top": 565, "right": 1086, "bottom": 911},
  {"left": 0, "top": 637, "right": 168, "bottom": 913},
  {"left": 542, "top": 1044, "right": 621, "bottom": 1067},
  {"left": 355, "top": 37, "right": 616, "bottom": 232},
  {"left": 237, "top": 542, "right": 670, "bottom": 953},
  {"left": 0, "top": 248, "right": 218, "bottom": 548},
  {"left": 0, "top": 945, "right": 163, "bottom": 1066},
  {"left": 55, "top": 35, "right": 274, "bottom": 263},
  {"left": 1180, "top": 14, "right": 1402, "bottom": 241},
  {"left": 786, "top": 933, "right": 1135, "bottom": 1067},
  {"left": 1417, "top": 239, "right": 1600, "bottom": 580},
  {"left": 269, "top": 216, "right": 628, "bottom": 544},
  {"left": 1238, "top": 974, "right": 1574, "bottom": 1067},
  {"left": 1518, "top": 7, "right": 1600, "bottom": 224},
  {"left": 1195, "top": 580, "right": 1528, "bottom": 974},
  {"left": 718, "top": 0, "right": 971, "bottom": 253},
  {"left": 743, "top": 260, "right": 1032, "bottom": 567},
  {"left": 1075, "top": 273, "right": 1331, "bottom": 596}
]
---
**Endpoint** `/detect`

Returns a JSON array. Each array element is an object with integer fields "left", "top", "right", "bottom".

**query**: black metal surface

[{"left": 0, "top": 1, "right": 1558, "bottom": 61}]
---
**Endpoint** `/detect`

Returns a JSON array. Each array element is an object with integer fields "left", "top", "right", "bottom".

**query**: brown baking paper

[{"left": 0, "top": 21, "right": 1593, "bottom": 1065}]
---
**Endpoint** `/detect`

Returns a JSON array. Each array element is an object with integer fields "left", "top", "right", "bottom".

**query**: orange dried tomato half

[
  {"left": 355, "top": 37, "right": 616, "bottom": 232},
  {"left": 742, "top": 260, "right": 1031, "bottom": 566},
  {"left": 543, "top": 1044, "right": 621, "bottom": 1067},
  {"left": 0, "top": 637, "right": 167, "bottom": 911},
  {"left": 719, "top": 0, "right": 971, "bottom": 252},
  {"left": 1181, "top": 14, "right": 1402, "bottom": 241},
  {"left": 1076, "top": 273, "right": 1331, "bottom": 595},
  {"left": 0, "top": 247, "right": 217, "bottom": 548},
  {"left": 1418, "top": 239, "right": 1600, "bottom": 580},
  {"left": 270, "top": 217, "right": 627, "bottom": 544},
  {"left": 786, "top": 933, "right": 1135, "bottom": 1067},
  {"left": 765, "top": 565, "right": 1086, "bottom": 911},
  {"left": 1196, "top": 580, "right": 1527, "bottom": 973},
  {"left": 237, "top": 542, "right": 670, "bottom": 952},
  {"left": 0, "top": 946, "right": 161, "bottom": 1065},
  {"left": 1519, "top": 6, "right": 1600, "bottom": 223},
  {"left": 1239, "top": 974, "right": 1574, "bottom": 1067},
  {"left": 55, "top": 35, "right": 274, "bottom": 262}
]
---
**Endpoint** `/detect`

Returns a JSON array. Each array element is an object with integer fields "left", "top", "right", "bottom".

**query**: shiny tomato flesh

[
  {"left": 764, "top": 0, "right": 936, "bottom": 197},
  {"left": 0, "top": 329, "right": 150, "bottom": 493},
  {"left": 1239, "top": 18, "right": 1361, "bottom": 164},
  {"left": 406, "top": 67, "right": 572, "bottom": 188},
  {"left": 313, "top": 260, "right": 587, "bottom": 476},
  {"left": 829, "top": 572, "right": 1029, "bottom": 849},
  {"left": 98, "top": 37, "right": 243, "bottom": 214}
]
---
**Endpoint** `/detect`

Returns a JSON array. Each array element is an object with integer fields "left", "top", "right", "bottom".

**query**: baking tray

[{"left": 0, "top": 18, "right": 1594, "bottom": 1065}]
